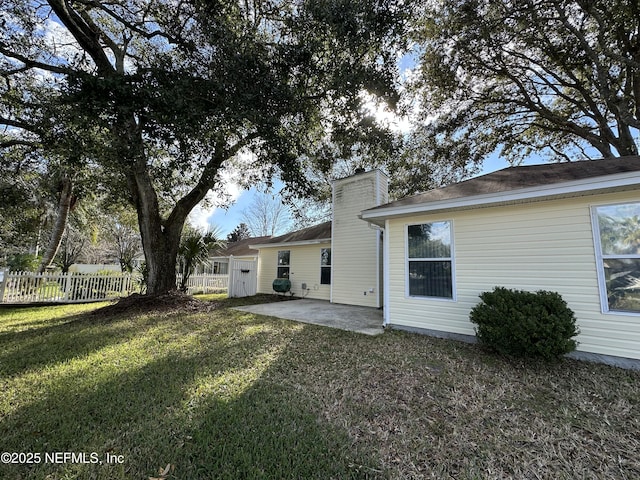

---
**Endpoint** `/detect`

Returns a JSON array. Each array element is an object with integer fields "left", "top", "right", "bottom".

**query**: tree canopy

[
  {"left": 406, "top": 0, "right": 640, "bottom": 193},
  {"left": 227, "top": 223, "right": 251, "bottom": 242},
  {"left": 1, "top": 0, "right": 407, "bottom": 294}
]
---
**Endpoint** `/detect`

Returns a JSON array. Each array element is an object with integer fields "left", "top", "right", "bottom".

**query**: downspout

[
  {"left": 330, "top": 183, "right": 335, "bottom": 304},
  {"left": 383, "top": 219, "right": 390, "bottom": 327},
  {"left": 369, "top": 169, "right": 388, "bottom": 308},
  {"left": 367, "top": 220, "right": 383, "bottom": 308}
]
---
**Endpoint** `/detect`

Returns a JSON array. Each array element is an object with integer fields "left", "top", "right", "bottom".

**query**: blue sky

[{"left": 207, "top": 186, "right": 267, "bottom": 235}]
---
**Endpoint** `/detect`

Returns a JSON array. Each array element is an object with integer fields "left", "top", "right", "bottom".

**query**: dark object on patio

[{"left": 272, "top": 278, "right": 291, "bottom": 294}]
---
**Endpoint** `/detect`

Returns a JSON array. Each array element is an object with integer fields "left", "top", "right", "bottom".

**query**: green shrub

[
  {"left": 7, "top": 253, "right": 40, "bottom": 272},
  {"left": 469, "top": 287, "right": 579, "bottom": 360}
]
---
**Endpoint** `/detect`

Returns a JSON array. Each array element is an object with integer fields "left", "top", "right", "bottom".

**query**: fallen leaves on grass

[
  {"left": 273, "top": 329, "right": 640, "bottom": 479},
  {"left": 149, "top": 463, "right": 173, "bottom": 480}
]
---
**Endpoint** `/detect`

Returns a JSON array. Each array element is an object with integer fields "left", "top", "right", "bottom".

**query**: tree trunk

[
  {"left": 130, "top": 171, "right": 183, "bottom": 296},
  {"left": 37, "top": 176, "right": 73, "bottom": 273},
  {"left": 119, "top": 119, "right": 228, "bottom": 296},
  {"left": 144, "top": 233, "right": 181, "bottom": 295},
  {"left": 125, "top": 143, "right": 189, "bottom": 295}
]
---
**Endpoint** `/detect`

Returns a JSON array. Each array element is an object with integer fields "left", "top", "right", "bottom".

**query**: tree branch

[
  {"left": 0, "top": 116, "right": 36, "bottom": 131},
  {"left": 166, "top": 133, "right": 261, "bottom": 229},
  {"left": 46, "top": 0, "right": 115, "bottom": 75},
  {"left": 0, "top": 45, "right": 72, "bottom": 75},
  {"left": 74, "top": 0, "right": 185, "bottom": 46},
  {"left": 0, "top": 139, "right": 40, "bottom": 148}
]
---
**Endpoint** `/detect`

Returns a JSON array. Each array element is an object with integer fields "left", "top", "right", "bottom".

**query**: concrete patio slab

[{"left": 233, "top": 299, "right": 384, "bottom": 335}]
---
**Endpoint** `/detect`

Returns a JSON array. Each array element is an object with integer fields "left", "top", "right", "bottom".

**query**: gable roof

[
  {"left": 249, "top": 221, "right": 332, "bottom": 248},
  {"left": 362, "top": 156, "right": 640, "bottom": 222},
  {"left": 212, "top": 235, "right": 271, "bottom": 258}
]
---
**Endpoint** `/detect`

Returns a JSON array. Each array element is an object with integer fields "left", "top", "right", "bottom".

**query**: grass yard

[{"left": 0, "top": 295, "right": 639, "bottom": 479}]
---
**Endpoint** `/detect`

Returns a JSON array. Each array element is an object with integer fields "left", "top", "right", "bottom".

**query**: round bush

[{"left": 469, "top": 287, "right": 579, "bottom": 360}]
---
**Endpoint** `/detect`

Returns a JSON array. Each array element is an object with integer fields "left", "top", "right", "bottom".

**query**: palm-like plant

[{"left": 178, "top": 227, "right": 225, "bottom": 293}]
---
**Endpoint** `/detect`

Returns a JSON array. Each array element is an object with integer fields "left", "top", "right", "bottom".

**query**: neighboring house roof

[
  {"left": 362, "top": 156, "right": 640, "bottom": 222},
  {"left": 211, "top": 236, "right": 271, "bottom": 258},
  {"left": 249, "top": 221, "right": 332, "bottom": 248}
]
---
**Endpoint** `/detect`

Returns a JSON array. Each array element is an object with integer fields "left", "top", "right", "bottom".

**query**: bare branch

[
  {"left": 73, "top": 0, "right": 184, "bottom": 45},
  {"left": 46, "top": 0, "right": 115, "bottom": 75},
  {"left": 0, "top": 45, "right": 72, "bottom": 75}
]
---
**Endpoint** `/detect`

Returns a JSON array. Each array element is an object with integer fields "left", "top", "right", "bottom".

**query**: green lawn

[{"left": 0, "top": 296, "right": 639, "bottom": 479}]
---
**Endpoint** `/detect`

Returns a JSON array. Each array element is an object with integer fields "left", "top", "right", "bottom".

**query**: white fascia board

[
  {"left": 361, "top": 171, "right": 640, "bottom": 221},
  {"left": 249, "top": 238, "right": 332, "bottom": 249}
]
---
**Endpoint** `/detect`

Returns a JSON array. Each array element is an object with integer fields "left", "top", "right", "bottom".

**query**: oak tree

[
  {"left": 407, "top": 0, "right": 640, "bottom": 192},
  {"left": 1, "top": 0, "right": 406, "bottom": 294}
]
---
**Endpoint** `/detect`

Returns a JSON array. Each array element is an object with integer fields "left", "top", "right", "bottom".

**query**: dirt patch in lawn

[
  {"left": 90, "top": 291, "right": 213, "bottom": 318},
  {"left": 90, "top": 291, "right": 295, "bottom": 318}
]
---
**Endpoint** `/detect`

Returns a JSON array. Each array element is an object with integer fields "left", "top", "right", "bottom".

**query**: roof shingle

[
  {"left": 367, "top": 156, "right": 640, "bottom": 212},
  {"left": 251, "top": 221, "right": 332, "bottom": 246}
]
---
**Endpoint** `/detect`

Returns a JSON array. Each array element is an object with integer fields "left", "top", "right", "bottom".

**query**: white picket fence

[
  {"left": 0, "top": 270, "right": 137, "bottom": 304},
  {"left": 177, "top": 274, "right": 229, "bottom": 294},
  {"left": 173, "top": 259, "right": 255, "bottom": 297},
  {"left": 0, "top": 270, "right": 235, "bottom": 304}
]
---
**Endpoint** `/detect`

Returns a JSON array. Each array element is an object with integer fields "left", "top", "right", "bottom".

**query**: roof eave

[
  {"left": 361, "top": 171, "right": 640, "bottom": 221},
  {"left": 249, "top": 238, "right": 332, "bottom": 249}
]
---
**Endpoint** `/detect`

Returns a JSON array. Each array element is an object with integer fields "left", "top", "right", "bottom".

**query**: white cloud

[
  {"left": 42, "top": 18, "right": 85, "bottom": 65},
  {"left": 187, "top": 163, "right": 245, "bottom": 231}
]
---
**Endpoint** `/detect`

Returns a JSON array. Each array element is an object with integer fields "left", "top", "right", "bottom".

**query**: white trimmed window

[
  {"left": 277, "top": 250, "right": 290, "bottom": 278},
  {"left": 406, "top": 221, "right": 454, "bottom": 299},
  {"left": 593, "top": 202, "right": 640, "bottom": 313},
  {"left": 320, "top": 248, "right": 331, "bottom": 285}
]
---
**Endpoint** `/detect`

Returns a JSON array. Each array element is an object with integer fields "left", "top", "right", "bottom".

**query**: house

[
  {"left": 361, "top": 156, "right": 640, "bottom": 367},
  {"left": 202, "top": 235, "right": 271, "bottom": 275},
  {"left": 251, "top": 169, "right": 388, "bottom": 307},
  {"left": 249, "top": 158, "right": 640, "bottom": 367}
]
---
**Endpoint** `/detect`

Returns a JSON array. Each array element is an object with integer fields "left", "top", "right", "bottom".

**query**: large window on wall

[
  {"left": 593, "top": 203, "right": 640, "bottom": 313},
  {"left": 407, "top": 221, "right": 454, "bottom": 299},
  {"left": 277, "top": 250, "right": 290, "bottom": 278},
  {"left": 320, "top": 248, "right": 331, "bottom": 285}
]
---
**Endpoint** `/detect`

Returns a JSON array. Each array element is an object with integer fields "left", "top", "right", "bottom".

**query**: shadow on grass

[
  {"left": 0, "top": 312, "right": 161, "bottom": 378},
  {"left": 0, "top": 308, "right": 381, "bottom": 480},
  {"left": 0, "top": 294, "right": 296, "bottom": 378}
]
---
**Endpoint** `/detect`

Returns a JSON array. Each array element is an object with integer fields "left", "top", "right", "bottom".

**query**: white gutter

[
  {"left": 361, "top": 170, "right": 640, "bottom": 221},
  {"left": 383, "top": 218, "right": 390, "bottom": 327}
]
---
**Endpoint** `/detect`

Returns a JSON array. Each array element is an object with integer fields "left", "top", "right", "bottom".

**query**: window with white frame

[
  {"left": 593, "top": 202, "right": 640, "bottom": 313},
  {"left": 407, "top": 221, "right": 454, "bottom": 299},
  {"left": 320, "top": 248, "right": 331, "bottom": 284},
  {"left": 277, "top": 250, "right": 290, "bottom": 278}
]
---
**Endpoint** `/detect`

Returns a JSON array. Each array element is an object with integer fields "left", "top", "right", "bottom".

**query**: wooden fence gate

[{"left": 227, "top": 259, "right": 258, "bottom": 298}]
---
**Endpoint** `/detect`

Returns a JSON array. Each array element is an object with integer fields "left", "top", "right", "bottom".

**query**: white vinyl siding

[
  {"left": 256, "top": 244, "right": 331, "bottom": 300},
  {"left": 331, "top": 170, "right": 386, "bottom": 307},
  {"left": 387, "top": 191, "right": 640, "bottom": 360}
]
